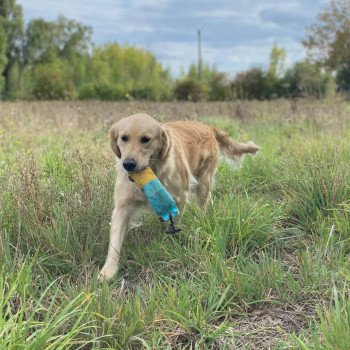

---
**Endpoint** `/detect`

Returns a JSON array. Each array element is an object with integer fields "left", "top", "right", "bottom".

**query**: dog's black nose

[{"left": 123, "top": 158, "right": 137, "bottom": 172}]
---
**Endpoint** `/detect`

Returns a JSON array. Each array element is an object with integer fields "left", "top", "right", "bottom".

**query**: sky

[{"left": 18, "top": 0, "right": 328, "bottom": 77}]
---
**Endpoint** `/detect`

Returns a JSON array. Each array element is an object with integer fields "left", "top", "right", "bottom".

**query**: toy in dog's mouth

[{"left": 128, "top": 167, "right": 181, "bottom": 234}]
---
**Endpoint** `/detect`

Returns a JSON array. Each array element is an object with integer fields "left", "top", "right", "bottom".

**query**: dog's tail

[{"left": 213, "top": 127, "right": 259, "bottom": 161}]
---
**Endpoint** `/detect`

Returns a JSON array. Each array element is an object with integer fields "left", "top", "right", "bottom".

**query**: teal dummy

[{"left": 129, "top": 167, "right": 181, "bottom": 234}]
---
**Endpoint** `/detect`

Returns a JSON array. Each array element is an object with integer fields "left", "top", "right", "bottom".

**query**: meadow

[{"left": 0, "top": 99, "right": 350, "bottom": 349}]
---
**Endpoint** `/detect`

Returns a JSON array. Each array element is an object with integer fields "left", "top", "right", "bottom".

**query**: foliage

[
  {"left": 83, "top": 44, "right": 171, "bottom": 101},
  {"left": 267, "top": 45, "right": 286, "bottom": 80},
  {"left": 20, "top": 16, "right": 92, "bottom": 99},
  {"left": 282, "top": 61, "right": 335, "bottom": 98},
  {"left": 232, "top": 67, "right": 266, "bottom": 100},
  {"left": 1, "top": 5, "right": 171, "bottom": 101},
  {"left": 231, "top": 58, "right": 335, "bottom": 100},
  {"left": 23, "top": 16, "right": 92, "bottom": 66},
  {"left": 264, "top": 45, "right": 287, "bottom": 98},
  {"left": 207, "top": 70, "right": 231, "bottom": 100},
  {"left": 0, "top": 0, "right": 23, "bottom": 97},
  {"left": 0, "top": 0, "right": 342, "bottom": 100},
  {"left": 175, "top": 63, "right": 231, "bottom": 101},
  {"left": 231, "top": 46, "right": 287, "bottom": 100},
  {"left": 173, "top": 77, "right": 206, "bottom": 101},
  {"left": 303, "top": 0, "right": 350, "bottom": 85},
  {"left": 32, "top": 59, "right": 77, "bottom": 100},
  {"left": 0, "top": 23, "right": 6, "bottom": 92}
]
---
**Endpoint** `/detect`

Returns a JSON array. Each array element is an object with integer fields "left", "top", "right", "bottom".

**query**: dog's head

[{"left": 109, "top": 113, "right": 171, "bottom": 172}]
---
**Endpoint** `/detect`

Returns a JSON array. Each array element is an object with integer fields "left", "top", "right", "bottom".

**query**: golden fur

[{"left": 99, "top": 113, "right": 259, "bottom": 279}]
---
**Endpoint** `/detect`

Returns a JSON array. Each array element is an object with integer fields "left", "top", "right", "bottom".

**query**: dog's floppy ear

[
  {"left": 159, "top": 128, "right": 171, "bottom": 160},
  {"left": 109, "top": 123, "right": 121, "bottom": 158}
]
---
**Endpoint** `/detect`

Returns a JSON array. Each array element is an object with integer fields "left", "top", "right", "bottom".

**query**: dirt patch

[
  {"left": 162, "top": 301, "right": 318, "bottom": 349},
  {"left": 224, "top": 302, "right": 317, "bottom": 349}
]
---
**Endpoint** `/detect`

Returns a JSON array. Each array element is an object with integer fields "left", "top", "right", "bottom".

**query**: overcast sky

[{"left": 18, "top": 0, "right": 327, "bottom": 77}]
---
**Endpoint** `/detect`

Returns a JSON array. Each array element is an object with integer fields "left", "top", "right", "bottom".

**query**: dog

[{"left": 99, "top": 113, "right": 259, "bottom": 280}]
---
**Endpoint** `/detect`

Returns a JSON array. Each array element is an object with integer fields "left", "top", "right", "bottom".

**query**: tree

[
  {"left": 0, "top": 24, "right": 6, "bottom": 93},
  {"left": 282, "top": 61, "right": 335, "bottom": 98},
  {"left": 0, "top": 0, "right": 24, "bottom": 97},
  {"left": 176, "top": 63, "right": 230, "bottom": 101},
  {"left": 23, "top": 16, "right": 92, "bottom": 65},
  {"left": 21, "top": 16, "right": 92, "bottom": 99},
  {"left": 80, "top": 43, "right": 171, "bottom": 101},
  {"left": 303, "top": 0, "right": 350, "bottom": 85},
  {"left": 173, "top": 78, "right": 206, "bottom": 101},
  {"left": 265, "top": 45, "right": 286, "bottom": 96},
  {"left": 268, "top": 45, "right": 286, "bottom": 81},
  {"left": 32, "top": 59, "right": 76, "bottom": 100},
  {"left": 232, "top": 68, "right": 265, "bottom": 100},
  {"left": 207, "top": 71, "right": 231, "bottom": 100}
]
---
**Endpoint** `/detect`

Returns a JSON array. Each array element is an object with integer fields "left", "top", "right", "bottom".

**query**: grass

[{"left": 1, "top": 99, "right": 350, "bottom": 349}]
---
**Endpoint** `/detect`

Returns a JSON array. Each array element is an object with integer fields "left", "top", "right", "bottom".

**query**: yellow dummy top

[{"left": 129, "top": 167, "right": 157, "bottom": 187}]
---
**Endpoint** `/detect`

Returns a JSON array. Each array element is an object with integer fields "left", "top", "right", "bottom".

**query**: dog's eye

[
  {"left": 140, "top": 136, "right": 150, "bottom": 144},
  {"left": 121, "top": 135, "right": 129, "bottom": 142}
]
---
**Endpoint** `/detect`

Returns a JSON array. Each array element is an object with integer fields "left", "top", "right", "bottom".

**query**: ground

[{"left": 1, "top": 99, "right": 350, "bottom": 349}]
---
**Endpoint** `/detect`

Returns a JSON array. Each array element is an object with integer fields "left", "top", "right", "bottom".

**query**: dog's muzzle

[{"left": 123, "top": 158, "right": 137, "bottom": 172}]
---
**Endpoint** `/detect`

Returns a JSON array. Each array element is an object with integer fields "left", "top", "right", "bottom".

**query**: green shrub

[
  {"left": 173, "top": 78, "right": 207, "bottom": 101},
  {"left": 282, "top": 62, "right": 335, "bottom": 98},
  {"left": 232, "top": 68, "right": 266, "bottom": 100},
  {"left": 78, "top": 83, "right": 96, "bottom": 100},
  {"left": 94, "top": 82, "right": 125, "bottom": 101},
  {"left": 282, "top": 144, "right": 350, "bottom": 232},
  {"left": 32, "top": 60, "right": 76, "bottom": 100}
]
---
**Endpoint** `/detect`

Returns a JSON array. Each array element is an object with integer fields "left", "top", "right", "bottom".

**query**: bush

[
  {"left": 78, "top": 83, "right": 96, "bottom": 100},
  {"left": 93, "top": 82, "right": 125, "bottom": 101},
  {"left": 32, "top": 60, "right": 76, "bottom": 100},
  {"left": 89, "top": 44, "right": 171, "bottom": 101},
  {"left": 282, "top": 62, "right": 335, "bottom": 98},
  {"left": 208, "top": 71, "right": 231, "bottom": 101},
  {"left": 231, "top": 68, "right": 265, "bottom": 100},
  {"left": 173, "top": 78, "right": 207, "bottom": 101}
]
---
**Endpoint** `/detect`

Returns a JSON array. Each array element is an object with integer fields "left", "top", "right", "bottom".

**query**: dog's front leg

[{"left": 99, "top": 204, "right": 133, "bottom": 280}]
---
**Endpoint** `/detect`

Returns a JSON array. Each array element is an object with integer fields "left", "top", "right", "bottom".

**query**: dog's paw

[{"left": 98, "top": 266, "right": 116, "bottom": 281}]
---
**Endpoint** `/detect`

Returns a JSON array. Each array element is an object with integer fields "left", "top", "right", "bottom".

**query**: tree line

[{"left": 1, "top": 0, "right": 349, "bottom": 101}]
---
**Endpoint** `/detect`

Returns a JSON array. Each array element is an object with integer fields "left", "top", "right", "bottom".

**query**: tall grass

[
  {"left": 1, "top": 99, "right": 350, "bottom": 348},
  {"left": 294, "top": 286, "right": 350, "bottom": 349},
  {"left": 0, "top": 259, "right": 99, "bottom": 349},
  {"left": 282, "top": 143, "right": 350, "bottom": 234}
]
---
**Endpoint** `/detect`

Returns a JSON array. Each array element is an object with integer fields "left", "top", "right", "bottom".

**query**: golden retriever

[{"left": 99, "top": 113, "right": 259, "bottom": 280}]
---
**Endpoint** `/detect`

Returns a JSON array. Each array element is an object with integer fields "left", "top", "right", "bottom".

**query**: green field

[{"left": 1, "top": 99, "right": 350, "bottom": 349}]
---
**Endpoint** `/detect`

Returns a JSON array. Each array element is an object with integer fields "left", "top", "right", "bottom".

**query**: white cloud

[
  {"left": 151, "top": 37, "right": 307, "bottom": 77},
  {"left": 18, "top": 0, "right": 324, "bottom": 76},
  {"left": 129, "top": 0, "right": 169, "bottom": 10}
]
